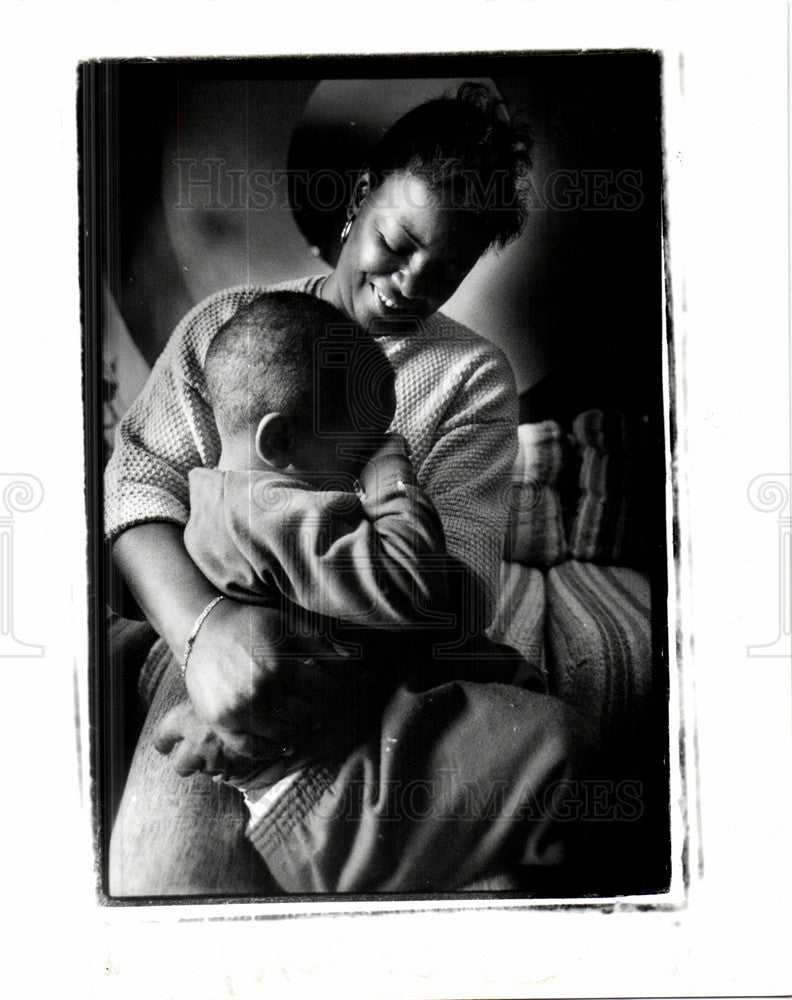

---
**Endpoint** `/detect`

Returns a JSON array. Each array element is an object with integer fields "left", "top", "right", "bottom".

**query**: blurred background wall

[{"left": 103, "top": 55, "right": 663, "bottom": 433}]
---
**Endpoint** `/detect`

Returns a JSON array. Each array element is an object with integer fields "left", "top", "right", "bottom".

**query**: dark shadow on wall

[
  {"left": 497, "top": 57, "right": 663, "bottom": 421},
  {"left": 108, "top": 65, "right": 322, "bottom": 367},
  {"left": 108, "top": 63, "right": 193, "bottom": 369}
]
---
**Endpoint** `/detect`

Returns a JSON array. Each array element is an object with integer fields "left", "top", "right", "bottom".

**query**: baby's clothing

[{"left": 184, "top": 441, "right": 448, "bottom": 629}]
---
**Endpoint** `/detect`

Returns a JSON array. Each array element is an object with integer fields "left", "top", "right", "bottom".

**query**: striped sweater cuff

[{"left": 246, "top": 763, "right": 338, "bottom": 858}]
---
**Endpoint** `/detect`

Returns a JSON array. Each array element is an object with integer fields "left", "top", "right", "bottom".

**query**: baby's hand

[
  {"left": 369, "top": 431, "right": 409, "bottom": 461},
  {"left": 358, "top": 432, "right": 413, "bottom": 494}
]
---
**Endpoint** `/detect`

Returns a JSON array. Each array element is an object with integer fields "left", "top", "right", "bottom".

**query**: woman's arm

[
  {"left": 105, "top": 287, "right": 264, "bottom": 540},
  {"left": 112, "top": 523, "right": 219, "bottom": 655},
  {"left": 106, "top": 285, "right": 338, "bottom": 754},
  {"left": 415, "top": 342, "right": 519, "bottom": 631},
  {"left": 114, "top": 522, "right": 341, "bottom": 757}
]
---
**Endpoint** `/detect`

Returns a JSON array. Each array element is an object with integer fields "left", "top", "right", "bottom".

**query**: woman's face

[{"left": 328, "top": 171, "right": 488, "bottom": 333}]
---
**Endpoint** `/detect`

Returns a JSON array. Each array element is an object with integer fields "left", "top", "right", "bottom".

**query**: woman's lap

[
  {"left": 109, "top": 653, "right": 276, "bottom": 897},
  {"left": 110, "top": 650, "right": 595, "bottom": 897}
]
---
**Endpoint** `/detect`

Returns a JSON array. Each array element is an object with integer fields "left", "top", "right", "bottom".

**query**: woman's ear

[
  {"left": 254, "top": 412, "right": 294, "bottom": 469},
  {"left": 349, "top": 169, "right": 371, "bottom": 216}
]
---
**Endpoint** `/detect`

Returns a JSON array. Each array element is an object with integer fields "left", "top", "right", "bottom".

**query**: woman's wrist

[{"left": 181, "top": 595, "right": 227, "bottom": 677}]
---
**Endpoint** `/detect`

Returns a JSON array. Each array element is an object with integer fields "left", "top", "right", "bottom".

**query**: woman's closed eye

[{"left": 377, "top": 230, "right": 410, "bottom": 258}]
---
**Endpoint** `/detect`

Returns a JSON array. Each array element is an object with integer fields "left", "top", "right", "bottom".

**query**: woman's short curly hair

[{"left": 365, "top": 82, "right": 533, "bottom": 251}]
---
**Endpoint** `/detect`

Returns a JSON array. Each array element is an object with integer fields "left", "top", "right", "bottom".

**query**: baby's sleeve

[{"left": 222, "top": 457, "right": 449, "bottom": 630}]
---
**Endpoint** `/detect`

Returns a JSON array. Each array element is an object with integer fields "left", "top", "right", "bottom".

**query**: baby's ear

[{"left": 255, "top": 412, "right": 294, "bottom": 469}]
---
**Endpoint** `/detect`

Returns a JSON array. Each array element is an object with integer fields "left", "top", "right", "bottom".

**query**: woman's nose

[{"left": 394, "top": 257, "right": 431, "bottom": 301}]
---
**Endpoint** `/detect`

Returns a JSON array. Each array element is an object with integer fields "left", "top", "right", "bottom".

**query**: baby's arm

[
  {"left": 188, "top": 434, "right": 452, "bottom": 629},
  {"left": 276, "top": 434, "right": 450, "bottom": 627},
  {"left": 342, "top": 432, "right": 451, "bottom": 623}
]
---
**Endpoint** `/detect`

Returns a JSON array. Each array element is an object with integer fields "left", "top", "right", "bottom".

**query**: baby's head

[{"left": 205, "top": 291, "right": 396, "bottom": 481}]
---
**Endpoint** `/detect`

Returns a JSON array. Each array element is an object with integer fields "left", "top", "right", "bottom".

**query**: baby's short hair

[{"left": 205, "top": 291, "right": 395, "bottom": 438}]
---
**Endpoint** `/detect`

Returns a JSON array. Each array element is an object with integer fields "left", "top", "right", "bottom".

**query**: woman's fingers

[
  {"left": 168, "top": 733, "right": 228, "bottom": 776},
  {"left": 218, "top": 730, "right": 292, "bottom": 762},
  {"left": 154, "top": 702, "right": 230, "bottom": 775},
  {"left": 153, "top": 702, "right": 192, "bottom": 754}
]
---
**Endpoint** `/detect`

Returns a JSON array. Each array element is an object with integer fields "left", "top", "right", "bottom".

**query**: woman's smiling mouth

[{"left": 372, "top": 284, "right": 416, "bottom": 313}]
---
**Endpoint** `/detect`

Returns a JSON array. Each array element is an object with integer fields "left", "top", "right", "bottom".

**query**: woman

[{"left": 107, "top": 83, "right": 593, "bottom": 895}]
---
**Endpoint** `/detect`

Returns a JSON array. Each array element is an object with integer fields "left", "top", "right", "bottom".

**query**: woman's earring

[{"left": 340, "top": 217, "right": 353, "bottom": 243}]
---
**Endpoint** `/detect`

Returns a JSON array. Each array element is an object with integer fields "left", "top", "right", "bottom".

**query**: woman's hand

[
  {"left": 113, "top": 522, "right": 346, "bottom": 758},
  {"left": 185, "top": 597, "right": 348, "bottom": 758},
  {"left": 153, "top": 701, "right": 288, "bottom": 778},
  {"left": 153, "top": 702, "right": 230, "bottom": 776}
]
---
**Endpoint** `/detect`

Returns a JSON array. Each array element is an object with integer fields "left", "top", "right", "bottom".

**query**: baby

[
  {"left": 156, "top": 291, "right": 484, "bottom": 815},
  {"left": 188, "top": 291, "right": 449, "bottom": 631}
]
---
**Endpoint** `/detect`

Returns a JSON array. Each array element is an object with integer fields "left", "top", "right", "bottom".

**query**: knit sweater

[{"left": 104, "top": 276, "right": 519, "bottom": 622}]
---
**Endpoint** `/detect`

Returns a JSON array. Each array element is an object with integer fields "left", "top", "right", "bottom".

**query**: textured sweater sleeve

[
  {"left": 416, "top": 343, "right": 518, "bottom": 629},
  {"left": 104, "top": 283, "right": 308, "bottom": 540}
]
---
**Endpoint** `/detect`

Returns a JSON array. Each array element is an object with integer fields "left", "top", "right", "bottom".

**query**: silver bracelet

[{"left": 181, "top": 595, "right": 226, "bottom": 677}]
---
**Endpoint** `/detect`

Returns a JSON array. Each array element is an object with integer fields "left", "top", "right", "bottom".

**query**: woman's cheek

[
  {"left": 357, "top": 249, "right": 390, "bottom": 277},
  {"left": 355, "top": 235, "right": 400, "bottom": 277}
]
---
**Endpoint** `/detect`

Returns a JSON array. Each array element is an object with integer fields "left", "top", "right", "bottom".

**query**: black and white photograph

[
  {"left": 2, "top": 1, "right": 791, "bottom": 996},
  {"left": 83, "top": 55, "right": 670, "bottom": 902}
]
